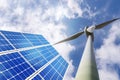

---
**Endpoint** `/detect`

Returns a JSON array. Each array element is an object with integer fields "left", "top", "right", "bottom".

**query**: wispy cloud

[
  {"left": 0, "top": 0, "right": 8, "bottom": 9},
  {"left": 96, "top": 20, "right": 120, "bottom": 80}
]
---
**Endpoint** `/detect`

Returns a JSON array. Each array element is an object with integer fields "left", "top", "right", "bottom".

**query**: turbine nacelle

[
  {"left": 84, "top": 25, "right": 95, "bottom": 37},
  {"left": 87, "top": 25, "right": 95, "bottom": 33},
  {"left": 84, "top": 25, "right": 95, "bottom": 33}
]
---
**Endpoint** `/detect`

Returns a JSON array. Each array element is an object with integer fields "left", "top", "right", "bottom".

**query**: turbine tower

[{"left": 54, "top": 18, "right": 120, "bottom": 80}]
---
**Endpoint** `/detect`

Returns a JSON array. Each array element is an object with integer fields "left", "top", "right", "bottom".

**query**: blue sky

[{"left": 0, "top": 0, "right": 120, "bottom": 80}]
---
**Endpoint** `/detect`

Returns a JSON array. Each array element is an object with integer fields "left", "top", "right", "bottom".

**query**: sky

[{"left": 0, "top": 0, "right": 120, "bottom": 80}]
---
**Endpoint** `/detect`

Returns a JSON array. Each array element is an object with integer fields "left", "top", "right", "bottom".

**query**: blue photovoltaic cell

[
  {"left": 0, "top": 34, "right": 14, "bottom": 52},
  {"left": 36, "top": 46, "right": 58, "bottom": 61},
  {"left": 0, "top": 52, "right": 35, "bottom": 80},
  {"left": 1, "top": 31, "right": 33, "bottom": 49},
  {"left": 35, "top": 35, "right": 49, "bottom": 44},
  {"left": 20, "top": 49, "right": 47, "bottom": 70},
  {"left": 51, "top": 56, "right": 68, "bottom": 77},
  {"left": 39, "top": 56, "right": 68, "bottom": 80},
  {"left": 22, "top": 33, "right": 49, "bottom": 46},
  {"left": 23, "top": 33, "right": 43, "bottom": 46}
]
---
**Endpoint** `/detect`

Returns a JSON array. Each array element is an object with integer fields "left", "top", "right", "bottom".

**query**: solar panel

[{"left": 0, "top": 30, "right": 68, "bottom": 80}]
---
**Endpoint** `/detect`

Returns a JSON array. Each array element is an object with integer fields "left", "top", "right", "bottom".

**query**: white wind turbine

[{"left": 54, "top": 18, "right": 120, "bottom": 80}]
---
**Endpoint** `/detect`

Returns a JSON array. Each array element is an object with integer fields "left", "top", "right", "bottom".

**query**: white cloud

[
  {"left": 99, "top": 69, "right": 119, "bottom": 80},
  {"left": 64, "top": 0, "right": 83, "bottom": 18},
  {"left": 14, "top": 6, "right": 24, "bottom": 16},
  {"left": 81, "top": 1, "right": 101, "bottom": 19},
  {"left": 59, "top": 0, "right": 83, "bottom": 19},
  {"left": 41, "top": 6, "right": 64, "bottom": 22},
  {"left": 96, "top": 21, "right": 120, "bottom": 80},
  {"left": 0, "top": 0, "right": 8, "bottom": 9}
]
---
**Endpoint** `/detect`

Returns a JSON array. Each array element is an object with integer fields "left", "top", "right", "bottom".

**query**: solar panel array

[{"left": 0, "top": 30, "right": 68, "bottom": 80}]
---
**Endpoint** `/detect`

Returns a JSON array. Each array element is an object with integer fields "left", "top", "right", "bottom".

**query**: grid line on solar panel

[
  {"left": 0, "top": 52, "right": 36, "bottom": 80},
  {"left": 40, "top": 64, "right": 61, "bottom": 80},
  {"left": 32, "top": 75, "right": 44, "bottom": 80},
  {"left": 19, "top": 46, "right": 59, "bottom": 79},
  {"left": 51, "top": 57, "right": 66, "bottom": 79},
  {"left": 52, "top": 56, "right": 68, "bottom": 77},
  {"left": 22, "top": 33, "right": 49, "bottom": 47},
  {"left": 20, "top": 48, "right": 48, "bottom": 70},
  {"left": 22, "top": 33, "right": 42, "bottom": 46},
  {"left": 35, "top": 35, "right": 49, "bottom": 44},
  {"left": 23, "top": 45, "right": 60, "bottom": 80},
  {"left": 0, "top": 31, "right": 51, "bottom": 55},
  {"left": 21, "top": 49, "right": 47, "bottom": 69},
  {"left": 0, "top": 43, "right": 50, "bottom": 56},
  {"left": 36, "top": 46, "right": 58, "bottom": 60},
  {"left": 0, "top": 31, "right": 33, "bottom": 49},
  {"left": 39, "top": 56, "right": 68, "bottom": 80},
  {"left": 36, "top": 49, "right": 56, "bottom": 61},
  {"left": 45, "top": 46, "right": 58, "bottom": 56},
  {"left": 0, "top": 32, "right": 14, "bottom": 52},
  {"left": 26, "top": 55, "right": 60, "bottom": 80}
]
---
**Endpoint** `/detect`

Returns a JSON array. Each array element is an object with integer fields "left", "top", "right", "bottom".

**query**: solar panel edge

[
  {"left": 0, "top": 30, "right": 42, "bottom": 37},
  {"left": 0, "top": 30, "right": 50, "bottom": 50},
  {"left": 39, "top": 55, "right": 69, "bottom": 80},
  {"left": 62, "top": 63, "right": 69, "bottom": 80}
]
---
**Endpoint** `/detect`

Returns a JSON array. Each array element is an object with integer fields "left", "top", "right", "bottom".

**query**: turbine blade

[
  {"left": 53, "top": 31, "right": 84, "bottom": 45},
  {"left": 95, "top": 18, "right": 120, "bottom": 29}
]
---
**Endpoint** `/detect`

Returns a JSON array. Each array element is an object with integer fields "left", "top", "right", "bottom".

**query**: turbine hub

[
  {"left": 84, "top": 26, "right": 94, "bottom": 41},
  {"left": 84, "top": 26, "right": 88, "bottom": 32},
  {"left": 87, "top": 25, "right": 95, "bottom": 33}
]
